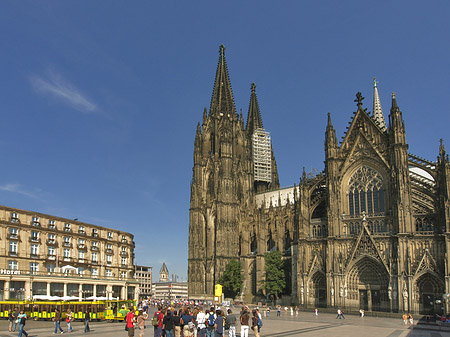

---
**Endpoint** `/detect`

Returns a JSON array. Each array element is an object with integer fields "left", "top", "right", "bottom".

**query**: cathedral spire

[
  {"left": 325, "top": 112, "right": 338, "bottom": 156},
  {"left": 210, "top": 44, "right": 236, "bottom": 117},
  {"left": 246, "top": 82, "right": 264, "bottom": 136},
  {"left": 388, "top": 92, "right": 406, "bottom": 144},
  {"left": 372, "top": 77, "right": 387, "bottom": 131}
]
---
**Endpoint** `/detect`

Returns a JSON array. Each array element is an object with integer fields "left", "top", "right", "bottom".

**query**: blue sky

[{"left": 1, "top": 1, "right": 449, "bottom": 281}]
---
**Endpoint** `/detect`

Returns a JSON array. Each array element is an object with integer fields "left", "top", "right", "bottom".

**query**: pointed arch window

[{"left": 348, "top": 166, "right": 385, "bottom": 217}]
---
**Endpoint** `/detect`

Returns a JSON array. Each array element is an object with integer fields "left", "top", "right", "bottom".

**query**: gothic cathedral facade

[{"left": 188, "top": 45, "right": 450, "bottom": 315}]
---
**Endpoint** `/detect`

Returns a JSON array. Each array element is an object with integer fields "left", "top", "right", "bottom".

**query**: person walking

[
  {"left": 408, "top": 313, "right": 414, "bottom": 325},
  {"left": 204, "top": 308, "right": 215, "bottom": 337},
  {"left": 8, "top": 309, "right": 15, "bottom": 332},
  {"left": 214, "top": 310, "right": 224, "bottom": 337},
  {"left": 17, "top": 309, "right": 28, "bottom": 337},
  {"left": 153, "top": 306, "right": 164, "bottom": 337},
  {"left": 172, "top": 310, "right": 182, "bottom": 337},
  {"left": 251, "top": 310, "right": 260, "bottom": 337},
  {"left": 240, "top": 309, "right": 250, "bottom": 337},
  {"left": 163, "top": 309, "right": 175, "bottom": 337},
  {"left": 126, "top": 307, "right": 136, "bottom": 337},
  {"left": 84, "top": 309, "right": 91, "bottom": 333},
  {"left": 295, "top": 306, "right": 299, "bottom": 317},
  {"left": 276, "top": 306, "right": 281, "bottom": 317},
  {"left": 196, "top": 307, "right": 207, "bottom": 337},
  {"left": 66, "top": 309, "right": 73, "bottom": 333},
  {"left": 402, "top": 313, "right": 408, "bottom": 325},
  {"left": 182, "top": 308, "right": 194, "bottom": 337},
  {"left": 12, "top": 308, "right": 19, "bottom": 332},
  {"left": 137, "top": 308, "right": 148, "bottom": 337},
  {"left": 54, "top": 308, "right": 64, "bottom": 334},
  {"left": 225, "top": 309, "right": 236, "bottom": 337}
]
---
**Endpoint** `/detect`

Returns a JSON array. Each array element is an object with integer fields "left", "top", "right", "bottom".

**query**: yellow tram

[{"left": 0, "top": 299, "right": 135, "bottom": 321}]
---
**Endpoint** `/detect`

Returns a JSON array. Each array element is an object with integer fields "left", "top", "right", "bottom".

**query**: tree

[
  {"left": 262, "top": 250, "right": 286, "bottom": 305},
  {"left": 218, "top": 259, "right": 242, "bottom": 299}
]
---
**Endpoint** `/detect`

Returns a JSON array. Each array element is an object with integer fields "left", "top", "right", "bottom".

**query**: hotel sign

[{"left": 0, "top": 269, "right": 20, "bottom": 275}]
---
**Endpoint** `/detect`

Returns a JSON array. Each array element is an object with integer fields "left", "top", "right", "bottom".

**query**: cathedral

[{"left": 188, "top": 45, "right": 450, "bottom": 315}]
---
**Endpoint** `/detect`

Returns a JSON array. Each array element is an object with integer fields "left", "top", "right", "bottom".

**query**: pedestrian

[
  {"left": 408, "top": 313, "right": 414, "bottom": 325},
  {"left": 192, "top": 307, "right": 199, "bottom": 337},
  {"left": 336, "top": 309, "right": 342, "bottom": 319},
  {"left": 8, "top": 309, "right": 15, "bottom": 332},
  {"left": 402, "top": 313, "right": 408, "bottom": 325},
  {"left": 54, "top": 308, "right": 64, "bottom": 334},
  {"left": 196, "top": 307, "right": 207, "bottom": 337},
  {"left": 251, "top": 310, "right": 260, "bottom": 337},
  {"left": 276, "top": 306, "right": 281, "bottom": 317},
  {"left": 66, "top": 309, "right": 73, "bottom": 333},
  {"left": 290, "top": 307, "right": 293, "bottom": 316},
  {"left": 359, "top": 309, "right": 364, "bottom": 317},
  {"left": 314, "top": 308, "right": 318, "bottom": 316},
  {"left": 163, "top": 309, "right": 175, "bottom": 337},
  {"left": 17, "top": 309, "right": 28, "bottom": 337},
  {"left": 204, "top": 308, "right": 215, "bottom": 337},
  {"left": 341, "top": 309, "right": 345, "bottom": 319},
  {"left": 12, "top": 308, "right": 19, "bottom": 332},
  {"left": 137, "top": 308, "right": 148, "bottom": 337},
  {"left": 84, "top": 309, "right": 91, "bottom": 333},
  {"left": 295, "top": 306, "right": 299, "bottom": 316},
  {"left": 266, "top": 308, "right": 270, "bottom": 317},
  {"left": 126, "top": 306, "right": 136, "bottom": 337},
  {"left": 225, "top": 309, "right": 236, "bottom": 337},
  {"left": 215, "top": 310, "right": 224, "bottom": 337},
  {"left": 172, "top": 310, "right": 182, "bottom": 337},
  {"left": 240, "top": 308, "right": 250, "bottom": 337},
  {"left": 153, "top": 306, "right": 164, "bottom": 337},
  {"left": 181, "top": 308, "right": 194, "bottom": 337}
]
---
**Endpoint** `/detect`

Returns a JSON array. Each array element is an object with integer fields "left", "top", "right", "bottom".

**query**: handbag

[
  {"left": 66, "top": 318, "right": 71, "bottom": 323},
  {"left": 125, "top": 322, "right": 129, "bottom": 331}
]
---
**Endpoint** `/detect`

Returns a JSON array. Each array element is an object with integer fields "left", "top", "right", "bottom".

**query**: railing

[
  {"left": 342, "top": 214, "right": 392, "bottom": 236},
  {"left": 7, "top": 233, "right": 20, "bottom": 240}
]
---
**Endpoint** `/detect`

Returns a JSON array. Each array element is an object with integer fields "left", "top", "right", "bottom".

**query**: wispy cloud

[
  {"left": 29, "top": 69, "right": 97, "bottom": 113},
  {"left": 0, "top": 183, "right": 39, "bottom": 199}
]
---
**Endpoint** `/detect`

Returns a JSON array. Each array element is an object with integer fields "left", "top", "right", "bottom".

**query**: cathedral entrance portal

[
  {"left": 416, "top": 273, "right": 444, "bottom": 315},
  {"left": 311, "top": 272, "right": 326, "bottom": 308},
  {"left": 347, "top": 257, "right": 389, "bottom": 312}
]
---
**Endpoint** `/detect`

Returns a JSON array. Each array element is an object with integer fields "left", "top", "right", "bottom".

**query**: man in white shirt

[{"left": 196, "top": 307, "right": 207, "bottom": 337}]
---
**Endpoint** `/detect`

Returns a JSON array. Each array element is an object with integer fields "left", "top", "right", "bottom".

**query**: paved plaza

[{"left": 1, "top": 311, "right": 450, "bottom": 337}]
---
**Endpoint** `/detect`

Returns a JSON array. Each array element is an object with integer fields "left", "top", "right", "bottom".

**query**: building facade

[
  {"left": 135, "top": 265, "right": 153, "bottom": 299},
  {"left": 152, "top": 263, "right": 188, "bottom": 300},
  {"left": 0, "top": 205, "right": 139, "bottom": 301},
  {"left": 188, "top": 46, "right": 450, "bottom": 315}
]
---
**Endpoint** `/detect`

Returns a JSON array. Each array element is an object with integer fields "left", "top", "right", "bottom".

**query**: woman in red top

[{"left": 126, "top": 307, "right": 136, "bottom": 337}]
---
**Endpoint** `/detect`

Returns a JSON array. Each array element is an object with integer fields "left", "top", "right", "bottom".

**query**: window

[
  {"left": 121, "top": 271, "right": 127, "bottom": 279},
  {"left": 106, "top": 255, "right": 112, "bottom": 264},
  {"left": 121, "top": 246, "right": 127, "bottom": 253},
  {"left": 31, "top": 231, "right": 39, "bottom": 241},
  {"left": 30, "top": 262, "right": 39, "bottom": 273},
  {"left": 79, "top": 238, "right": 85, "bottom": 245},
  {"left": 106, "top": 269, "right": 112, "bottom": 277},
  {"left": 107, "top": 243, "right": 112, "bottom": 250},
  {"left": 79, "top": 226, "right": 85, "bottom": 234},
  {"left": 92, "top": 229, "right": 98, "bottom": 237},
  {"left": 32, "top": 216, "right": 40, "bottom": 226},
  {"left": 47, "top": 263, "right": 55, "bottom": 273},
  {"left": 64, "top": 223, "right": 71, "bottom": 232},
  {"left": 64, "top": 248, "right": 70, "bottom": 258},
  {"left": 9, "top": 227, "right": 18, "bottom": 238},
  {"left": 121, "top": 235, "right": 127, "bottom": 243},
  {"left": 92, "top": 252, "right": 98, "bottom": 263},
  {"left": 31, "top": 244, "right": 39, "bottom": 256},
  {"left": 8, "top": 261, "right": 18, "bottom": 270},
  {"left": 92, "top": 241, "right": 98, "bottom": 248},
  {"left": 48, "top": 247, "right": 55, "bottom": 256},
  {"left": 121, "top": 257, "right": 127, "bottom": 266},
  {"left": 348, "top": 166, "right": 385, "bottom": 217},
  {"left": 79, "top": 251, "right": 85, "bottom": 259},
  {"left": 64, "top": 236, "right": 70, "bottom": 243},
  {"left": 9, "top": 241, "right": 18, "bottom": 253},
  {"left": 107, "top": 232, "right": 113, "bottom": 240},
  {"left": 49, "top": 220, "right": 56, "bottom": 229},
  {"left": 10, "top": 212, "right": 19, "bottom": 223},
  {"left": 78, "top": 267, "right": 85, "bottom": 275},
  {"left": 48, "top": 233, "right": 55, "bottom": 244},
  {"left": 91, "top": 268, "right": 98, "bottom": 276}
]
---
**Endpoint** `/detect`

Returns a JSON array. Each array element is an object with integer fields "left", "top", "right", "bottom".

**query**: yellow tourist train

[{"left": 0, "top": 299, "right": 135, "bottom": 321}]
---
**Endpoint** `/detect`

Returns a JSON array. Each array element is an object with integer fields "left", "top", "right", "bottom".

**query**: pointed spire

[
  {"left": 440, "top": 138, "right": 446, "bottom": 158},
  {"left": 325, "top": 112, "right": 338, "bottom": 153},
  {"left": 391, "top": 92, "right": 398, "bottom": 109},
  {"left": 246, "top": 82, "right": 264, "bottom": 136},
  {"left": 209, "top": 44, "right": 236, "bottom": 117},
  {"left": 372, "top": 77, "right": 387, "bottom": 131},
  {"left": 388, "top": 92, "right": 406, "bottom": 144},
  {"left": 202, "top": 107, "right": 207, "bottom": 125},
  {"left": 194, "top": 122, "right": 201, "bottom": 148}
]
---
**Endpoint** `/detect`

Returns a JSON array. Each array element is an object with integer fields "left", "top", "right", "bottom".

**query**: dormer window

[{"left": 10, "top": 212, "right": 19, "bottom": 223}]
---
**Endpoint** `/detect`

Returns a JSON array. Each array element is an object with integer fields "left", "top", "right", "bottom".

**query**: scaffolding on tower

[{"left": 252, "top": 128, "right": 272, "bottom": 183}]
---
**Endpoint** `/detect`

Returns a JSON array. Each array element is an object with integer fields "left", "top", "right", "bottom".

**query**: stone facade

[{"left": 188, "top": 46, "right": 450, "bottom": 315}]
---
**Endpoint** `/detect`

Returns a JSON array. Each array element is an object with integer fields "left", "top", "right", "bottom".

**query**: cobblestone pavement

[{"left": 0, "top": 311, "right": 449, "bottom": 337}]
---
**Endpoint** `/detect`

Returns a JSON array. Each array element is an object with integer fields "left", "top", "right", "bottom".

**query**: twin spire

[
  {"left": 209, "top": 45, "right": 264, "bottom": 134},
  {"left": 372, "top": 78, "right": 387, "bottom": 131}
]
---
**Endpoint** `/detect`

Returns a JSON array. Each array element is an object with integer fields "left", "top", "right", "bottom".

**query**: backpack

[
  {"left": 257, "top": 317, "right": 263, "bottom": 327},
  {"left": 151, "top": 312, "right": 160, "bottom": 326},
  {"left": 207, "top": 313, "right": 215, "bottom": 327}
]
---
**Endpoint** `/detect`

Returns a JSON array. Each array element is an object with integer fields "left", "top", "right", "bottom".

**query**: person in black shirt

[
  {"left": 172, "top": 310, "right": 182, "bottom": 337},
  {"left": 163, "top": 310, "right": 175, "bottom": 337}
]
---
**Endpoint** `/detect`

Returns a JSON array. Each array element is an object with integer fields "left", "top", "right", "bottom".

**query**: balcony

[
  {"left": 78, "top": 244, "right": 86, "bottom": 250},
  {"left": 48, "top": 225, "right": 56, "bottom": 230},
  {"left": 30, "top": 253, "right": 39, "bottom": 259},
  {"left": 121, "top": 239, "right": 127, "bottom": 243},
  {"left": 63, "top": 257, "right": 72, "bottom": 262},
  {"left": 106, "top": 261, "right": 112, "bottom": 265},
  {"left": 64, "top": 228, "right": 72, "bottom": 233},
  {"left": 47, "top": 254, "right": 56, "bottom": 260},
  {"left": 63, "top": 242, "right": 73, "bottom": 248},
  {"left": 78, "top": 258, "right": 86, "bottom": 264},
  {"left": 120, "top": 252, "right": 128, "bottom": 257},
  {"left": 91, "top": 246, "right": 99, "bottom": 251},
  {"left": 78, "top": 230, "right": 86, "bottom": 235},
  {"left": 92, "top": 233, "right": 99, "bottom": 238},
  {"left": 31, "top": 222, "right": 41, "bottom": 227},
  {"left": 46, "top": 239, "right": 58, "bottom": 246},
  {"left": 10, "top": 217, "right": 20, "bottom": 224},
  {"left": 106, "top": 248, "right": 113, "bottom": 254},
  {"left": 29, "top": 237, "right": 41, "bottom": 244},
  {"left": 8, "top": 251, "right": 18, "bottom": 257},
  {"left": 91, "top": 260, "right": 98, "bottom": 265},
  {"left": 7, "top": 233, "right": 20, "bottom": 240}
]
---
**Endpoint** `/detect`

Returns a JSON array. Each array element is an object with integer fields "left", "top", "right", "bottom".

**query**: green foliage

[
  {"left": 262, "top": 250, "right": 286, "bottom": 300},
  {"left": 218, "top": 259, "right": 242, "bottom": 298}
]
